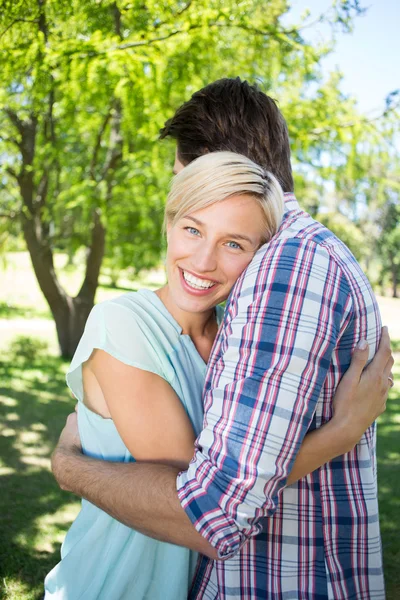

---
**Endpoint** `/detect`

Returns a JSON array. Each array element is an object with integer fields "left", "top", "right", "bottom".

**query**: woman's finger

[
  {"left": 368, "top": 326, "right": 392, "bottom": 374},
  {"left": 383, "top": 356, "right": 395, "bottom": 379},
  {"left": 345, "top": 339, "right": 369, "bottom": 380},
  {"left": 387, "top": 372, "right": 394, "bottom": 388}
]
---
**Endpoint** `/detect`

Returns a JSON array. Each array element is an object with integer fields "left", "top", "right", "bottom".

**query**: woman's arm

[
  {"left": 86, "top": 349, "right": 197, "bottom": 470},
  {"left": 287, "top": 328, "right": 393, "bottom": 485},
  {"left": 86, "top": 327, "right": 393, "bottom": 484}
]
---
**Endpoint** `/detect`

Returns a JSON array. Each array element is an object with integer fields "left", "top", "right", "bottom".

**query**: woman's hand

[{"left": 331, "top": 326, "right": 394, "bottom": 452}]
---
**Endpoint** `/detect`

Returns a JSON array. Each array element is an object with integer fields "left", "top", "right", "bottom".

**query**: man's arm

[{"left": 52, "top": 433, "right": 219, "bottom": 558}]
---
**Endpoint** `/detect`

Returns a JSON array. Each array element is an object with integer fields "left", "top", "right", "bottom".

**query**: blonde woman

[{"left": 45, "top": 153, "right": 389, "bottom": 600}]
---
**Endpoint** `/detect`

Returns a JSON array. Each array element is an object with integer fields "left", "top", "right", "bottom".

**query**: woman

[{"left": 45, "top": 152, "right": 389, "bottom": 599}]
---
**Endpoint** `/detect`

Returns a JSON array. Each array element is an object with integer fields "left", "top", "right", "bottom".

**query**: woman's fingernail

[{"left": 357, "top": 340, "right": 368, "bottom": 350}]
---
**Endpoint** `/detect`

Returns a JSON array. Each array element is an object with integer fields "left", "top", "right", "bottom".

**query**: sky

[{"left": 284, "top": 0, "right": 400, "bottom": 116}]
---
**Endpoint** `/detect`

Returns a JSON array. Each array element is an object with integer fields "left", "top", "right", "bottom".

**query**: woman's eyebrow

[
  {"left": 184, "top": 215, "right": 203, "bottom": 226},
  {"left": 183, "top": 215, "right": 254, "bottom": 244}
]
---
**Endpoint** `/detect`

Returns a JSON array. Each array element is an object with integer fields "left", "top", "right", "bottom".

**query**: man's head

[{"left": 159, "top": 77, "right": 294, "bottom": 192}]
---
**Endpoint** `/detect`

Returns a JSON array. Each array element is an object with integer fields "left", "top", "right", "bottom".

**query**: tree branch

[
  {"left": 0, "top": 19, "right": 39, "bottom": 39},
  {"left": 98, "top": 101, "right": 123, "bottom": 183},
  {"left": 60, "top": 19, "right": 306, "bottom": 59},
  {"left": 38, "top": 0, "right": 48, "bottom": 43},
  {"left": 0, "top": 133, "right": 21, "bottom": 149},
  {"left": 6, "top": 166, "right": 19, "bottom": 180},
  {"left": 35, "top": 172, "right": 49, "bottom": 208},
  {"left": 4, "top": 108, "right": 25, "bottom": 135},
  {"left": 78, "top": 209, "right": 106, "bottom": 301},
  {"left": 112, "top": 2, "right": 123, "bottom": 40},
  {"left": 0, "top": 211, "right": 18, "bottom": 220},
  {"left": 90, "top": 108, "right": 113, "bottom": 180}
]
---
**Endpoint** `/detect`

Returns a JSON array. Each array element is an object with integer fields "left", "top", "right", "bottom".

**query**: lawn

[{"left": 0, "top": 253, "right": 399, "bottom": 599}]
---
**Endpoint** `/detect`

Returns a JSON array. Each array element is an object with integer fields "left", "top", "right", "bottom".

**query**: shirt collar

[{"left": 283, "top": 192, "right": 300, "bottom": 214}]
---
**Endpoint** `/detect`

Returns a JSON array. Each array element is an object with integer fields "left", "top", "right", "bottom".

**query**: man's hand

[
  {"left": 51, "top": 411, "right": 82, "bottom": 491},
  {"left": 332, "top": 326, "right": 394, "bottom": 450}
]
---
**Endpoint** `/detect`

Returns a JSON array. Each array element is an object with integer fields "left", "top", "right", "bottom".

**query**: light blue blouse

[{"left": 44, "top": 289, "right": 222, "bottom": 600}]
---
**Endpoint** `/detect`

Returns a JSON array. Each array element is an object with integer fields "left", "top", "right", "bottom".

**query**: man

[{"left": 52, "top": 78, "right": 392, "bottom": 598}]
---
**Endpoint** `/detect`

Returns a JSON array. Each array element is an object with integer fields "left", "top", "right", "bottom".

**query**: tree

[
  {"left": 378, "top": 203, "right": 400, "bottom": 298},
  {"left": 0, "top": 0, "right": 371, "bottom": 356}
]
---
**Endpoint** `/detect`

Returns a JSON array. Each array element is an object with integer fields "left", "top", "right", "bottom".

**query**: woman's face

[{"left": 166, "top": 194, "right": 266, "bottom": 314}]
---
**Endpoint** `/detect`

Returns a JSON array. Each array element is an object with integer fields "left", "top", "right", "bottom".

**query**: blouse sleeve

[{"left": 66, "top": 300, "right": 166, "bottom": 402}]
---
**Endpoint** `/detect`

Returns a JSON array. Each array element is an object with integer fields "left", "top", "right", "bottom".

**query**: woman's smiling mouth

[{"left": 180, "top": 268, "right": 218, "bottom": 294}]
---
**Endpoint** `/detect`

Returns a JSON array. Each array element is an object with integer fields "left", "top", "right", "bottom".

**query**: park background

[{"left": 0, "top": 0, "right": 399, "bottom": 598}]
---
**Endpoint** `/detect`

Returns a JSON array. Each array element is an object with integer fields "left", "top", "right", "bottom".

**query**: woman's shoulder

[
  {"left": 67, "top": 290, "right": 178, "bottom": 398},
  {"left": 92, "top": 290, "right": 180, "bottom": 342}
]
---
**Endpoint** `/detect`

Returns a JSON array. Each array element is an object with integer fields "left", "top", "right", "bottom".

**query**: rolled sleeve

[{"left": 177, "top": 238, "right": 352, "bottom": 557}]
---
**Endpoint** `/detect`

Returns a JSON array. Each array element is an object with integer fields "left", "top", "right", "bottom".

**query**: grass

[
  {"left": 376, "top": 353, "right": 400, "bottom": 598},
  {"left": 0, "top": 345, "right": 79, "bottom": 600},
  {"left": 0, "top": 253, "right": 399, "bottom": 599}
]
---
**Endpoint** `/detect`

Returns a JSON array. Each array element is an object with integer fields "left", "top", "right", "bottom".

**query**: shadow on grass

[{"left": 0, "top": 350, "right": 77, "bottom": 600}]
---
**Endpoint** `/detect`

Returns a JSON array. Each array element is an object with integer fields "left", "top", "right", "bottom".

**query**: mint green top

[{"left": 44, "top": 289, "right": 223, "bottom": 600}]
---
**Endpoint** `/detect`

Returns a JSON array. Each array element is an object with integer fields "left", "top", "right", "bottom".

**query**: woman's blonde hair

[{"left": 164, "top": 151, "right": 285, "bottom": 243}]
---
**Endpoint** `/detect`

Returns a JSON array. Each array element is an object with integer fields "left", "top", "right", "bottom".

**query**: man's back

[{"left": 178, "top": 194, "right": 384, "bottom": 599}]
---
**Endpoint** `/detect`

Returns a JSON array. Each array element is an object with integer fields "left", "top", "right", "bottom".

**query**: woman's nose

[{"left": 193, "top": 243, "right": 217, "bottom": 273}]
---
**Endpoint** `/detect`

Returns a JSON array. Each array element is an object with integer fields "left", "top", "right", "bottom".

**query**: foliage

[{"left": 0, "top": 0, "right": 399, "bottom": 354}]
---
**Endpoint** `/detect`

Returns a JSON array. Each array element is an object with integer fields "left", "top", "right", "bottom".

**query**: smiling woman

[{"left": 158, "top": 152, "right": 285, "bottom": 331}]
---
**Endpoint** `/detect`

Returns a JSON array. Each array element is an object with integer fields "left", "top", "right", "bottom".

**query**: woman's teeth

[{"left": 183, "top": 270, "right": 216, "bottom": 290}]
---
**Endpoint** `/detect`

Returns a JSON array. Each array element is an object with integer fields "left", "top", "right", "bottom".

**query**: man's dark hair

[{"left": 159, "top": 77, "right": 294, "bottom": 192}]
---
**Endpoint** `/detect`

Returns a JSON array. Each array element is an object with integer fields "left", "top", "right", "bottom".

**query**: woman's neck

[{"left": 155, "top": 285, "right": 218, "bottom": 340}]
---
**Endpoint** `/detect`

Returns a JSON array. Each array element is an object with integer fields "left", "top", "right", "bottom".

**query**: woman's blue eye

[
  {"left": 226, "top": 241, "right": 242, "bottom": 250},
  {"left": 185, "top": 226, "right": 200, "bottom": 236}
]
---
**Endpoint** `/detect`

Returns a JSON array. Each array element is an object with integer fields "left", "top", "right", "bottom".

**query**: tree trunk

[
  {"left": 52, "top": 295, "right": 96, "bottom": 358},
  {"left": 392, "top": 267, "right": 398, "bottom": 298},
  {"left": 22, "top": 211, "right": 106, "bottom": 358}
]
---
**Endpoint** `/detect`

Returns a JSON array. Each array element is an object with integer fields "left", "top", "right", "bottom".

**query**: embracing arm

[
  {"left": 52, "top": 328, "right": 392, "bottom": 556},
  {"left": 287, "top": 327, "right": 393, "bottom": 484}
]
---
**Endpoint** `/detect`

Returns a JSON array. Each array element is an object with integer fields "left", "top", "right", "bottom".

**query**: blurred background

[{"left": 0, "top": 0, "right": 399, "bottom": 598}]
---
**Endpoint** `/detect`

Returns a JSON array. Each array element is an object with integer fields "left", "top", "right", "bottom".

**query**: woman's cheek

[{"left": 226, "top": 255, "right": 254, "bottom": 283}]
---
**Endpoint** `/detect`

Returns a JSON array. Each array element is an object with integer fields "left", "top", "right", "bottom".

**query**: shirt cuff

[{"left": 176, "top": 454, "right": 250, "bottom": 559}]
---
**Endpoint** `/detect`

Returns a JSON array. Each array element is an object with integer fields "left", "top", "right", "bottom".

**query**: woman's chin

[{"left": 175, "top": 297, "right": 216, "bottom": 315}]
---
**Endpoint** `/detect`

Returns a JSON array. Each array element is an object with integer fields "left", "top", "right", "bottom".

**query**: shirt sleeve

[
  {"left": 67, "top": 300, "right": 165, "bottom": 402},
  {"left": 176, "top": 237, "right": 353, "bottom": 559}
]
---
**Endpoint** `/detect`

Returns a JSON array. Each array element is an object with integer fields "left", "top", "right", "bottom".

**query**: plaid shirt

[{"left": 177, "top": 195, "right": 384, "bottom": 599}]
